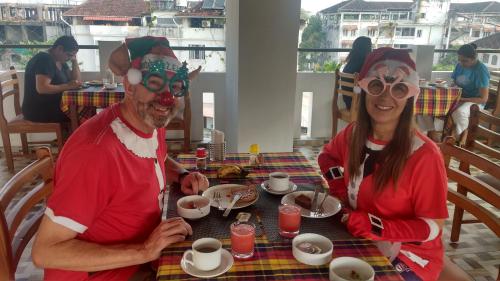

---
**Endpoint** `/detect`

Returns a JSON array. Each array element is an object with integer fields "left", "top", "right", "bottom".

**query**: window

[
  {"left": 484, "top": 32, "right": 491, "bottom": 37},
  {"left": 361, "top": 14, "right": 378, "bottom": 21},
  {"left": 189, "top": 44, "right": 205, "bottom": 60},
  {"left": 343, "top": 14, "right": 359, "bottom": 21},
  {"left": 343, "top": 29, "right": 348, "bottom": 36},
  {"left": 492, "top": 55, "right": 498, "bottom": 65},
  {"left": 483, "top": 54, "right": 490, "bottom": 63},
  {"left": 381, "top": 14, "right": 389, "bottom": 20},
  {"left": 417, "top": 30, "right": 422, "bottom": 38},
  {"left": 9, "top": 7, "right": 16, "bottom": 17},
  {"left": 351, "top": 29, "right": 356, "bottom": 37},
  {"left": 395, "top": 27, "right": 416, "bottom": 37},
  {"left": 391, "top": 13, "right": 398, "bottom": 20},
  {"left": 368, "top": 29, "right": 376, "bottom": 37},
  {"left": 399, "top": 13, "right": 408, "bottom": 20},
  {"left": 472, "top": 30, "right": 480, "bottom": 37}
]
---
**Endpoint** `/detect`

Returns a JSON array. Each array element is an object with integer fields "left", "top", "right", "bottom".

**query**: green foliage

[
  {"left": 0, "top": 39, "right": 55, "bottom": 70},
  {"left": 319, "top": 60, "right": 342, "bottom": 72},
  {"left": 298, "top": 15, "right": 327, "bottom": 71},
  {"left": 432, "top": 46, "right": 458, "bottom": 71}
]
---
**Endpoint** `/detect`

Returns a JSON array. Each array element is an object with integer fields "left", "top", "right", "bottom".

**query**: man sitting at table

[
  {"left": 22, "top": 35, "right": 83, "bottom": 123},
  {"left": 32, "top": 36, "right": 208, "bottom": 281}
]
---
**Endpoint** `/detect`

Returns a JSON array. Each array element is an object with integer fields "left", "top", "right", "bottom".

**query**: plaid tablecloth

[
  {"left": 175, "top": 152, "right": 326, "bottom": 186},
  {"left": 414, "top": 87, "right": 462, "bottom": 117},
  {"left": 60, "top": 85, "right": 125, "bottom": 120},
  {"left": 157, "top": 152, "right": 403, "bottom": 281}
]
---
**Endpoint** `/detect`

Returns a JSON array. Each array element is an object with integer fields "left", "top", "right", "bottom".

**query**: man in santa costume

[{"left": 32, "top": 36, "right": 208, "bottom": 280}]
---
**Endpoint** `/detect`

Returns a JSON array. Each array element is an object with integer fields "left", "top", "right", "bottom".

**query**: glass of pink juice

[
  {"left": 279, "top": 204, "right": 301, "bottom": 238},
  {"left": 230, "top": 221, "right": 255, "bottom": 259}
]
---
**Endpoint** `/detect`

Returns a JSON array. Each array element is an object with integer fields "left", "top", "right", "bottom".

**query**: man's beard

[{"left": 136, "top": 100, "right": 178, "bottom": 128}]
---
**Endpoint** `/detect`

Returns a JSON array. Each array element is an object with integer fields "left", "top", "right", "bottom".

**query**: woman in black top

[
  {"left": 22, "top": 35, "right": 82, "bottom": 123},
  {"left": 341, "top": 36, "right": 372, "bottom": 109}
]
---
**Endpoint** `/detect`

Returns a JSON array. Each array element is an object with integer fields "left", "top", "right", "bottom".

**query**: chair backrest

[
  {"left": 0, "top": 147, "right": 54, "bottom": 280},
  {"left": 0, "top": 66, "right": 21, "bottom": 129},
  {"left": 488, "top": 71, "right": 500, "bottom": 116},
  {"left": 332, "top": 69, "right": 359, "bottom": 136},
  {"left": 465, "top": 104, "right": 500, "bottom": 160},
  {"left": 439, "top": 137, "right": 500, "bottom": 237}
]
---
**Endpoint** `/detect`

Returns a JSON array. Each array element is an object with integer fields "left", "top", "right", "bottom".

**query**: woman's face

[
  {"left": 365, "top": 86, "right": 409, "bottom": 130},
  {"left": 458, "top": 54, "right": 476, "bottom": 68}
]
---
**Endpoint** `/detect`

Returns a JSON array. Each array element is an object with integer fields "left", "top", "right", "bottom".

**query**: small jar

[
  {"left": 196, "top": 147, "right": 207, "bottom": 171},
  {"left": 248, "top": 144, "right": 261, "bottom": 166}
]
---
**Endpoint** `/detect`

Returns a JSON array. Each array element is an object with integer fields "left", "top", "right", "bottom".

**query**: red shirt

[
  {"left": 319, "top": 124, "right": 448, "bottom": 281},
  {"left": 44, "top": 104, "right": 167, "bottom": 281}
]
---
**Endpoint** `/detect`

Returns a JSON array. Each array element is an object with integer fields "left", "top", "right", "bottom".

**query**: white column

[{"left": 225, "top": 0, "right": 301, "bottom": 152}]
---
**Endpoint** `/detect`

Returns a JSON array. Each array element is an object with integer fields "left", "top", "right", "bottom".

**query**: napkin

[{"left": 212, "top": 130, "right": 225, "bottom": 144}]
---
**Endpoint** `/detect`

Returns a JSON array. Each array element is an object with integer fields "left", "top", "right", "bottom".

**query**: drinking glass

[
  {"left": 230, "top": 221, "right": 255, "bottom": 259},
  {"left": 279, "top": 204, "right": 301, "bottom": 238}
]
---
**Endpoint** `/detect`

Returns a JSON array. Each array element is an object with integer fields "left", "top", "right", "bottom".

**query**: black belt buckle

[{"left": 325, "top": 166, "right": 344, "bottom": 180}]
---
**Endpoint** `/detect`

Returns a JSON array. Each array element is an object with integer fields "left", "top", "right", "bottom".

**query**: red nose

[{"left": 158, "top": 91, "right": 175, "bottom": 107}]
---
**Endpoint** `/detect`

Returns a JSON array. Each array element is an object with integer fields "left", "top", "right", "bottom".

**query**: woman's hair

[
  {"left": 348, "top": 92, "right": 415, "bottom": 192},
  {"left": 346, "top": 36, "right": 372, "bottom": 63},
  {"left": 457, "top": 43, "right": 477, "bottom": 59},
  {"left": 52, "top": 35, "right": 79, "bottom": 52}
]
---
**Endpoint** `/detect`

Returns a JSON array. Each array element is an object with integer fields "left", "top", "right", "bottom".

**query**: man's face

[
  {"left": 126, "top": 77, "right": 182, "bottom": 130},
  {"left": 55, "top": 46, "right": 77, "bottom": 62}
]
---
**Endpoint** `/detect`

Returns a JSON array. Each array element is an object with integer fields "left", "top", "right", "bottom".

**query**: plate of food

[
  {"left": 86, "top": 80, "right": 103, "bottom": 86},
  {"left": 202, "top": 184, "right": 259, "bottom": 209},
  {"left": 216, "top": 165, "right": 249, "bottom": 179},
  {"left": 281, "top": 191, "right": 341, "bottom": 218}
]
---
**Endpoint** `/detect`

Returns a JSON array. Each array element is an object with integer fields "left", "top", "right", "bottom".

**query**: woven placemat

[{"left": 166, "top": 183, "right": 351, "bottom": 242}]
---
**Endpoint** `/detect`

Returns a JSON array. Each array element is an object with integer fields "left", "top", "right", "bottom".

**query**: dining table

[
  {"left": 60, "top": 84, "right": 125, "bottom": 131},
  {"left": 414, "top": 86, "right": 462, "bottom": 118},
  {"left": 157, "top": 152, "right": 404, "bottom": 281}
]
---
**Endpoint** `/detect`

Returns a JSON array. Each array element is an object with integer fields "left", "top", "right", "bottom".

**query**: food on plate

[
  {"left": 87, "top": 80, "right": 103, "bottom": 85},
  {"left": 217, "top": 165, "right": 249, "bottom": 179},
  {"left": 230, "top": 185, "right": 257, "bottom": 203},
  {"left": 294, "top": 194, "right": 312, "bottom": 210}
]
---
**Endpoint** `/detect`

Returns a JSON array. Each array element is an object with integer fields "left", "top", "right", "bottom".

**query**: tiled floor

[{"left": 4, "top": 141, "right": 500, "bottom": 281}]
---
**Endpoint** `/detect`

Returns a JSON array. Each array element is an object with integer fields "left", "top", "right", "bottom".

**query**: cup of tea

[
  {"left": 182, "top": 238, "right": 222, "bottom": 271},
  {"left": 230, "top": 221, "right": 255, "bottom": 259},
  {"left": 269, "top": 172, "right": 290, "bottom": 191},
  {"left": 278, "top": 204, "right": 301, "bottom": 238}
]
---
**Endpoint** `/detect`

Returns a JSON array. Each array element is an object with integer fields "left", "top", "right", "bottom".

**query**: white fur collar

[{"left": 110, "top": 117, "right": 158, "bottom": 158}]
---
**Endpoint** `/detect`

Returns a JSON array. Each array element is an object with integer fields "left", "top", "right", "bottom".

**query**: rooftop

[
  {"left": 450, "top": 1, "right": 500, "bottom": 13},
  {"left": 472, "top": 32, "right": 500, "bottom": 49},
  {"left": 176, "top": 0, "right": 225, "bottom": 18},
  {"left": 320, "top": 0, "right": 414, "bottom": 14},
  {"left": 63, "top": 0, "right": 148, "bottom": 18}
]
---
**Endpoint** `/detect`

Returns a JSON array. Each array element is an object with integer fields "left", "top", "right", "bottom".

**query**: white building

[
  {"left": 320, "top": 0, "right": 451, "bottom": 61},
  {"left": 62, "top": 0, "right": 225, "bottom": 72}
]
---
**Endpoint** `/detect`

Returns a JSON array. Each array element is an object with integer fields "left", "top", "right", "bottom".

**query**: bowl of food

[
  {"left": 329, "top": 257, "right": 375, "bottom": 281},
  {"left": 292, "top": 233, "right": 333, "bottom": 266},
  {"left": 104, "top": 82, "right": 118, "bottom": 90},
  {"left": 177, "top": 195, "right": 210, "bottom": 220}
]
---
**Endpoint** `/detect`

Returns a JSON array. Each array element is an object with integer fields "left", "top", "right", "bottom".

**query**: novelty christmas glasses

[{"left": 357, "top": 64, "right": 419, "bottom": 100}]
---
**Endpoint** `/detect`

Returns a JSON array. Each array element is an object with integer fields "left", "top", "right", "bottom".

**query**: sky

[{"left": 301, "top": 0, "right": 500, "bottom": 14}]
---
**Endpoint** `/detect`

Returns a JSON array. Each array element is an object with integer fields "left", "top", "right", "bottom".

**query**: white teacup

[
  {"left": 329, "top": 257, "right": 375, "bottom": 281},
  {"left": 182, "top": 238, "right": 222, "bottom": 271},
  {"left": 269, "top": 172, "right": 290, "bottom": 191}
]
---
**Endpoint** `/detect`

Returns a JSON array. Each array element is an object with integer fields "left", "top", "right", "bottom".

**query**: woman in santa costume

[{"left": 318, "top": 48, "right": 471, "bottom": 281}]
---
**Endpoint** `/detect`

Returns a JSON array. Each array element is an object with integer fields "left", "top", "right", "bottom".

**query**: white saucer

[
  {"left": 260, "top": 180, "right": 297, "bottom": 195},
  {"left": 180, "top": 248, "right": 233, "bottom": 278}
]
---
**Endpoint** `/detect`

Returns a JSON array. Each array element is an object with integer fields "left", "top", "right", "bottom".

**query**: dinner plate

[
  {"left": 86, "top": 80, "right": 103, "bottom": 86},
  {"left": 260, "top": 180, "right": 297, "bottom": 195},
  {"left": 202, "top": 184, "right": 259, "bottom": 209},
  {"left": 181, "top": 248, "right": 233, "bottom": 278},
  {"left": 281, "top": 191, "right": 341, "bottom": 218}
]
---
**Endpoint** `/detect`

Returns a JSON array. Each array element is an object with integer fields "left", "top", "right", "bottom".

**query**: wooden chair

[
  {"left": 487, "top": 71, "right": 500, "bottom": 117},
  {"left": 438, "top": 137, "right": 500, "bottom": 243},
  {"left": 332, "top": 69, "right": 359, "bottom": 137},
  {"left": 166, "top": 91, "right": 191, "bottom": 153},
  {"left": 0, "top": 66, "right": 63, "bottom": 173},
  {"left": 0, "top": 147, "right": 54, "bottom": 280}
]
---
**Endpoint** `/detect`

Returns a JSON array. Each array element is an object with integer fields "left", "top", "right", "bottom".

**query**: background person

[
  {"left": 32, "top": 36, "right": 208, "bottom": 281},
  {"left": 22, "top": 35, "right": 82, "bottom": 123},
  {"left": 341, "top": 36, "right": 372, "bottom": 109}
]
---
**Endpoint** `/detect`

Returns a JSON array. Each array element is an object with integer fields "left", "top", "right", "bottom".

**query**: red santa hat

[{"left": 358, "top": 47, "right": 416, "bottom": 80}]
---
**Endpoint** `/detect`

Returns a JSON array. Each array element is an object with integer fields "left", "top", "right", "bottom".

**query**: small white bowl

[
  {"left": 329, "top": 257, "right": 375, "bottom": 281},
  {"left": 292, "top": 233, "right": 333, "bottom": 266},
  {"left": 104, "top": 82, "right": 117, "bottom": 89},
  {"left": 177, "top": 195, "right": 210, "bottom": 220}
]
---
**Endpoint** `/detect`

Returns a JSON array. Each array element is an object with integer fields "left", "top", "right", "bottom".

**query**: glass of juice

[
  {"left": 230, "top": 221, "right": 255, "bottom": 259},
  {"left": 278, "top": 204, "right": 301, "bottom": 238}
]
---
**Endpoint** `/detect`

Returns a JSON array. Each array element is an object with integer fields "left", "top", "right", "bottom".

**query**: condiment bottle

[
  {"left": 196, "top": 147, "right": 207, "bottom": 171},
  {"left": 248, "top": 144, "right": 261, "bottom": 166}
]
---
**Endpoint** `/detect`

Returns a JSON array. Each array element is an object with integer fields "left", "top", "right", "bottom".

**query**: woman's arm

[{"left": 460, "top": 87, "right": 488, "bottom": 104}]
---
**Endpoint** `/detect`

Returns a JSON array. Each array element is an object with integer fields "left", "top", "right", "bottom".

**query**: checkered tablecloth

[
  {"left": 176, "top": 152, "right": 326, "bottom": 186},
  {"left": 158, "top": 153, "right": 403, "bottom": 281},
  {"left": 414, "top": 87, "right": 462, "bottom": 117},
  {"left": 60, "top": 85, "right": 125, "bottom": 120}
]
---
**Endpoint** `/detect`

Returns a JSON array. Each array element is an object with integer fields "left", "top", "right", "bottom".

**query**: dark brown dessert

[{"left": 294, "top": 194, "right": 312, "bottom": 210}]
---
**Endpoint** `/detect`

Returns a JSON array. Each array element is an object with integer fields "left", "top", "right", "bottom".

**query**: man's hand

[
  {"left": 141, "top": 217, "right": 192, "bottom": 262},
  {"left": 180, "top": 172, "right": 209, "bottom": 195}
]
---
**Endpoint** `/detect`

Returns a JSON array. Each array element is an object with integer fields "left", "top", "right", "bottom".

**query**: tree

[
  {"left": 298, "top": 15, "right": 327, "bottom": 71},
  {"left": 433, "top": 45, "right": 458, "bottom": 71}
]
